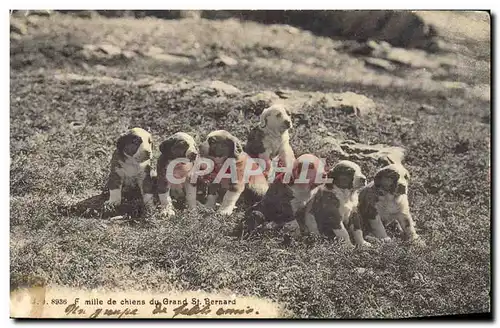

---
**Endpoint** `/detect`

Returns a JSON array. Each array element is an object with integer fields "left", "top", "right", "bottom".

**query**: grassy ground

[{"left": 10, "top": 13, "right": 491, "bottom": 318}]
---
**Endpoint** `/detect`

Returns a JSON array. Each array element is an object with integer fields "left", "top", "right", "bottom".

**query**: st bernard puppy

[
  {"left": 156, "top": 132, "right": 199, "bottom": 217},
  {"left": 240, "top": 154, "right": 327, "bottom": 235},
  {"left": 198, "top": 130, "right": 268, "bottom": 216},
  {"left": 358, "top": 163, "right": 420, "bottom": 243},
  {"left": 296, "top": 160, "right": 370, "bottom": 247},
  {"left": 245, "top": 104, "right": 296, "bottom": 177},
  {"left": 105, "top": 127, "right": 154, "bottom": 209}
]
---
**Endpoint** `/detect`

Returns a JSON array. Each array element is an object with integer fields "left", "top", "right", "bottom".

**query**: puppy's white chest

[
  {"left": 263, "top": 135, "right": 282, "bottom": 157},
  {"left": 335, "top": 190, "right": 357, "bottom": 223},
  {"left": 117, "top": 161, "right": 147, "bottom": 184},
  {"left": 375, "top": 195, "right": 407, "bottom": 221}
]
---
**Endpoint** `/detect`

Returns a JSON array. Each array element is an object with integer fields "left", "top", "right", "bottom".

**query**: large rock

[
  {"left": 241, "top": 91, "right": 282, "bottom": 114},
  {"left": 79, "top": 44, "right": 134, "bottom": 61},
  {"left": 140, "top": 46, "right": 194, "bottom": 65},
  {"left": 267, "top": 90, "right": 376, "bottom": 116},
  {"left": 149, "top": 80, "right": 241, "bottom": 97},
  {"left": 318, "top": 137, "right": 405, "bottom": 166},
  {"left": 346, "top": 39, "right": 451, "bottom": 70}
]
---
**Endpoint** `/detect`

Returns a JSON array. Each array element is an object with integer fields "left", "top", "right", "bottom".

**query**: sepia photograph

[{"left": 9, "top": 9, "right": 491, "bottom": 319}]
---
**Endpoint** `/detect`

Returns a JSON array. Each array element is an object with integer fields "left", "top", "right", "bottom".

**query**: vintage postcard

[{"left": 9, "top": 9, "right": 491, "bottom": 319}]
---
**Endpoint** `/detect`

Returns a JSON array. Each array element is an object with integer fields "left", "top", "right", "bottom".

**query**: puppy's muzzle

[
  {"left": 186, "top": 151, "right": 198, "bottom": 161},
  {"left": 358, "top": 176, "right": 367, "bottom": 187},
  {"left": 283, "top": 120, "right": 292, "bottom": 129},
  {"left": 137, "top": 150, "right": 152, "bottom": 162},
  {"left": 396, "top": 183, "right": 407, "bottom": 195}
]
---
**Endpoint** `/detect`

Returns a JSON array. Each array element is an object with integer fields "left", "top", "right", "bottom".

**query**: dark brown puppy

[
  {"left": 240, "top": 154, "right": 326, "bottom": 235},
  {"left": 156, "top": 132, "right": 199, "bottom": 217},
  {"left": 198, "top": 130, "right": 268, "bottom": 216},
  {"left": 105, "top": 127, "right": 154, "bottom": 209}
]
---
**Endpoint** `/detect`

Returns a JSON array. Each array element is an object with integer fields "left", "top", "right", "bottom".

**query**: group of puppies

[{"left": 104, "top": 104, "right": 421, "bottom": 247}]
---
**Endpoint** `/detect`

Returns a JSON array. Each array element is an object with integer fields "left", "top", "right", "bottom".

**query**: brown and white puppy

[
  {"left": 156, "top": 132, "right": 198, "bottom": 217},
  {"left": 296, "top": 160, "right": 369, "bottom": 247},
  {"left": 245, "top": 104, "right": 296, "bottom": 177},
  {"left": 198, "top": 130, "right": 268, "bottom": 216},
  {"left": 358, "top": 163, "right": 420, "bottom": 242},
  {"left": 241, "top": 154, "right": 327, "bottom": 235},
  {"left": 105, "top": 127, "right": 154, "bottom": 209}
]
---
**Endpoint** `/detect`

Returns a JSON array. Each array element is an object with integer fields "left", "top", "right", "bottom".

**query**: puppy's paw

[
  {"left": 382, "top": 237, "right": 392, "bottom": 243},
  {"left": 344, "top": 243, "right": 356, "bottom": 250},
  {"left": 160, "top": 207, "right": 176, "bottom": 218},
  {"left": 103, "top": 199, "right": 120, "bottom": 212},
  {"left": 219, "top": 207, "right": 234, "bottom": 216},
  {"left": 357, "top": 240, "right": 372, "bottom": 248},
  {"left": 339, "top": 240, "right": 355, "bottom": 249}
]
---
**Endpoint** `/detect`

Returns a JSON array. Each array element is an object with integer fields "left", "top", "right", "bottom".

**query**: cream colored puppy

[
  {"left": 296, "top": 160, "right": 369, "bottom": 247},
  {"left": 245, "top": 104, "right": 296, "bottom": 176},
  {"left": 105, "top": 127, "right": 154, "bottom": 209},
  {"left": 358, "top": 163, "right": 420, "bottom": 243},
  {"left": 156, "top": 132, "right": 199, "bottom": 217}
]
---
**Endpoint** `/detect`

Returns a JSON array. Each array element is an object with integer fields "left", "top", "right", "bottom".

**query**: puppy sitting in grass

[
  {"left": 238, "top": 154, "right": 326, "bottom": 237},
  {"left": 295, "top": 160, "right": 369, "bottom": 248},
  {"left": 358, "top": 163, "right": 422, "bottom": 244},
  {"left": 156, "top": 132, "right": 199, "bottom": 218},
  {"left": 197, "top": 130, "right": 269, "bottom": 216},
  {"left": 245, "top": 103, "right": 296, "bottom": 178},
  {"left": 104, "top": 127, "right": 154, "bottom": 211}
]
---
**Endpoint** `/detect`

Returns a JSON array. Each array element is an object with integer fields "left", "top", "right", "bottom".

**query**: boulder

[
  {"left": 80, "top": 44, "right": 124, "bottom": 60},
  {"left": 140, "top": 46, "right": 194, "bottom": 65},
  {"left": 364, "top": 57, "right": 397, "bottom": 72},
  {"left": 241, "top": 91, "right": 281, "bottom": 114},
  {"left": 318, "top": 137, "right": 405, "bottom": 166},
  {"left": 270, "top": 90, "right": 376, "bottom": 116},
  {"left": 149, "top": 80, "right": 241, "bottom": 97},
  {"left": 98, "top": 44, "right": 123, "bottom": 57},
  {"left": 207, "top": 54, "right": 239, "bottom": 67}
]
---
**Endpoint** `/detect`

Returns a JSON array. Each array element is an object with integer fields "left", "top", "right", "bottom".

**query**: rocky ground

[{"left": 10, "top": 11, "right": 490, "bottom": 318}]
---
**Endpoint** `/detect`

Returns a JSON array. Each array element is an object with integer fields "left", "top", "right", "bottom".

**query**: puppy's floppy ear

[
  {"left": 374, "top": 168, "right": 394, "bottom": 189},
  {"left": 228, "top": 135, "right": 243, "bottom": 158},
  {"left": 328, "top": 166, "right": 355, "bottom": 189},
  {"left": 373, "top": 169, "right": 384, "bottom": 188},
  {"left": 159, "top": 137, "right": 177, "bottom": 155},
  {"left": 116, "top": 133, "right": 132, "bottom": 153},
  {"left": 325, "top": 169, "right": 335, "bottom": 188}
]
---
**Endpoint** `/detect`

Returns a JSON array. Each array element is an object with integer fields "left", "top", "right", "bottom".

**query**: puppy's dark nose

[
  {"left": 284, "top": 120, "right": 291, "bottom": 128},
  {"left": 144, "top": 150, "right": 152, "bottom": 159},
  {"left": 187, "top": 151, "right": 198, "bottom": 161},
  {"left": 396, "top": 183, "right": 406, "bottom": 194},
  {"left": 359, "top": 177, "right": 366, "bottom": 186}
]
